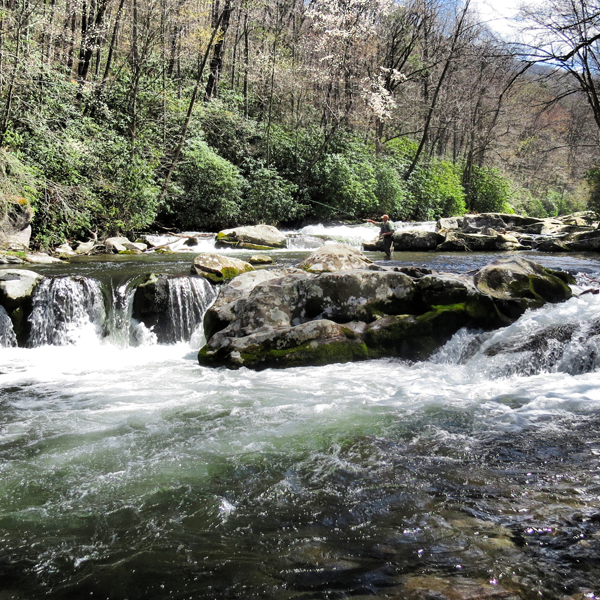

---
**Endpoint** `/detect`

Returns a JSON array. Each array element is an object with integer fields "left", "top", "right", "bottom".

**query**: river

[{"left": 1, "top": 224, "right": 600, "bottom": 599}]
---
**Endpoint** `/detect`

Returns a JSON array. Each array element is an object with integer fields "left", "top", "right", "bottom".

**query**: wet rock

[
  {"left": 75, "top": 240, "right": 96, "bottom": 255},
  {"left": 474, "top": 256, "right": 574, "bottom": 319},
  {"left": 393, "top": 230, "right": 444, "bottom": 251},
  {"left": 298, "top": 243, "right": 372, "bottom": 273},
  {"left": 0, "top": 269, "right": 43, "bottom": 345},
  {"left": 132, "top": 274, "right": 170, "bottom": 339},
  {"left": 437, "top": 232, "right": 525, "bottom": 252},
  {"left": 198, "top": 256, "right": 575, "bottom": 370},
  {"left": 215, "top": 224, "right": 287, "bottom": 249},
  {"left": 191, "top": 253, "right": 254, "bottom": 283},
  {"left": 400, "top": 575, "right": 520, "bottom": 599},
  {"left": 0, "top": 196, "right": 33, "bottom": 249},
  {"left": 199, "top": 318, "right": 368, "bottom": 369},
  {"left": 0, "top": 303, "right": 17, "bottom": 347},
  {"left": 248, "top": 254, "right": 274, "bottom": 265}
]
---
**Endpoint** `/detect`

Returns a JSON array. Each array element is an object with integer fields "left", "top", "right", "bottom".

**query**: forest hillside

[{"left": 1, "top": 0, "right": 599, "bottom": 248}]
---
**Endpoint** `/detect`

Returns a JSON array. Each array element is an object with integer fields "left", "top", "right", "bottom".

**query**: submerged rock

[
  {"left": 216, "top": 224, "right": 287, "bottom": 249},
  {"left": 191, "top": 253, "right": 254, "bottom": 283},
  {"left": 198, "top": 252, "right": 574, "bottom": 370}
]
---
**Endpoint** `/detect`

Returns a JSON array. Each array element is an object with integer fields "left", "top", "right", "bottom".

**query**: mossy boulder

[
  {"left": 199, "top": 319, "right": 368, "bottom": 370},
  {"left": 197, "top": 257, "right": 575, "bottom": 370},
  {"left": 191, "top": 253, "right": 254, "bottom": 283},
  {"left": 474, "top": 256, "right": 573, "bottom": 318},
  {"left": 298, "top": 243, "right": 372, "bottom": 273},
  {"left": 215, "top": 224, "right": 287, "bottom": 249}
]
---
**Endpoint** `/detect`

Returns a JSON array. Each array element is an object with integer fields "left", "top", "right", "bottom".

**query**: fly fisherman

[{"left": 366, "top": 214, "right": 395, "bottom": 259}]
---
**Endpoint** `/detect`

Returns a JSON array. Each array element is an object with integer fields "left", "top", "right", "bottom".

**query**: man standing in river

[{"left": 366, "top": 214, "right": 395, "bottom": 259}]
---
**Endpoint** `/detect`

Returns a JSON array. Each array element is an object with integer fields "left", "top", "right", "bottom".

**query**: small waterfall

[
  {"left": 104, "top": 279, "right": 158, "bottom": 347},
  {"left": 28, "top": 277, "right": 106, "bottom": 346},
  {"left": 166, "top": 277, "right": 217, "bottom": 343},
  {"left": 0, "top": 304, "right": 17, "bottom": 347},
  {"left": 130, "top": 275, "right": 217, "bottom": 345}
]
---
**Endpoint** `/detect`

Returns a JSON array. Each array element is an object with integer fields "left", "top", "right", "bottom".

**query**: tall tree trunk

[
  {"left": 204, "top": 0, "right": 234, "bottom": 100},
  {"left": 404, "top": 0, "right": 471, "bottom": 181},
  {"left": 158, "top": 10, "right": 225, "bottom": 206}
]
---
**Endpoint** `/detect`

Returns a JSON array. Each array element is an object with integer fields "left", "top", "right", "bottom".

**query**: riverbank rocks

[
  {"left": 430, "top": 211, "right": 600, "bottom": 253},
  {"left": 0, "top": 196, "right": 33, "bottom": 250},
  {"left": 191, "top": 253, "right": 254, "bottom": 283},
  {"left": 394, "top": 230, "right": 444, "bottom": 251},
  {"left": 198, "top": 253, "right": 574, "bottom": 370},
  {"left": 298, "top": 243, "right": 372, "bottom": 272},
  {"left": 0, "top": 269, "right": 43, "bottom": 344},
  {"left": 215, "top": 224, "right": 287, "bottom": 249},
  {"left": 105, "top": 236, "right": 148, "bottom": 253}
]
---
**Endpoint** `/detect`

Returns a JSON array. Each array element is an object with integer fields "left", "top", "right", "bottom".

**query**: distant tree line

[{"left": 0, "top": 0, "right": 597, "bottom": 247}]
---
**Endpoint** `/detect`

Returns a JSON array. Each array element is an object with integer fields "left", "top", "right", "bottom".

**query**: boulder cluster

[
  {"left": 198, "top": 244, "right": 575, "bottom": 370},
  {"left": 363, "top": 212, "right": 599, "bottom": 253}
]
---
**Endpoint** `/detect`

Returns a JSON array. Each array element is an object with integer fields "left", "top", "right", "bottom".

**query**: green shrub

[
  {"left": 586, "top": 168, "right": 600, "bottom": 217},
  {"left": 373, "top": 157, "right": 410, "bottom": 220},
  {"left": 171, "top": 138, "right": 245, "bottom": 230},
  {"left": 406, "top": 161, "right": 466, "bottom": 220},
  {"left": 464, "top": 166, "right": 511, "bottom": 213},
  {"left": 309, "top": 150, "right": 379, "bottom": 219},
  {"left": 242, "top": 164, "right": 302, "bottom": 225}
]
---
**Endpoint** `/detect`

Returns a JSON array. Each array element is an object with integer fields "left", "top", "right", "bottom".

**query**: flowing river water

[{"left": 1, "top": 224, "right": 600, "bottom": 599}]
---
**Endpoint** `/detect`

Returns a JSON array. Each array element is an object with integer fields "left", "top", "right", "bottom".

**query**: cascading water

[
  {"left": 0, "top": 304, "right": 17, "bottom": 347},
  {"left": 28, "top": 276, "right": 106, "bottom": 346},
  {"left": 165, "top": 276, "right": 217, "bottom": 345},
  {"left": 2, "top": 250, "right": 600, "bottom": 600}
]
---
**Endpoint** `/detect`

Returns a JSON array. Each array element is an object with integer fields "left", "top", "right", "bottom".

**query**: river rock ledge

[{"left": 198, "top": 246, "right": 574, "bottom": 370}]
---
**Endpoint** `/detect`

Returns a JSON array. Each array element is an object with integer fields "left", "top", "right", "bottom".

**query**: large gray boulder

[
  {"left": 298, "top": 243, "right": 372, "bottom": 272},
  {"left": 474, "top": 256, "right": 574, "bottom": 318},
  {"left": 0, "top": 269, "right": 43, "bottom": 310},
  {"left": 204, "top": 268, "right": 304, "bottom": 339},
  {"left": 191, "top": 253, "right": 254, "bottom": 283},
  {"left": 198, "top": 256, "right": 574, "bottom": 370},
  {"left": 0, "top": 197, "right": 33, "bottom": 249},
  {"left": 392, "top": 230, "right": 444, "bottom": 251},
  {"left": 216, "top": 224, "right": 287, "bottom": 249},
  {"left": 0, "top": 269, "right": 43, "bottom": 344}
]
